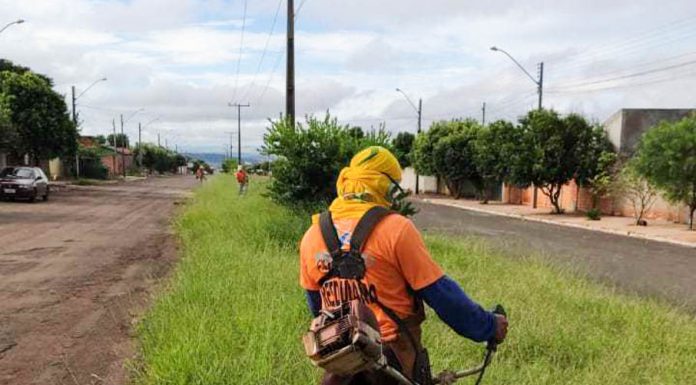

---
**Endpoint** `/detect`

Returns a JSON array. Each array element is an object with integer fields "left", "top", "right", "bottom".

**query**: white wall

[{"left": 401, "top": 167, "right": 438, "bottom": 194}]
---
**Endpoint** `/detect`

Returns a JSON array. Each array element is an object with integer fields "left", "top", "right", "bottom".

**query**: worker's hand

[{"left": 494, "top": 314, "right": 508, "bottom": 344}]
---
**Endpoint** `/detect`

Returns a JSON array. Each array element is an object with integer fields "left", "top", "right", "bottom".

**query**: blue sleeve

[
  {"left": 306, "top": 290, "right": 321, "bottom": 317},
  {"left": 416, "top": 275, "right": 496, "bottom": 343}
]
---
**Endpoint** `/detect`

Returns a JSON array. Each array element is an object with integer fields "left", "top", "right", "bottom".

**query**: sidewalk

[{"left": 420, "top": 196, "right": 696, "bottom": 248}]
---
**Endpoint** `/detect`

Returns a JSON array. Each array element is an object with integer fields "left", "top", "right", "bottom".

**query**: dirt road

[
  {"left": 0, "top": 176, "right": 196, "bottom": 385},
  {"left": 413, "top": 201, "right": 696, "bottom": 312}
]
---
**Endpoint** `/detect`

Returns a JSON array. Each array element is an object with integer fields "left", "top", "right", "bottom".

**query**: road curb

[{"left": 419, "top": 198, "right": 696, "bottom": 249}]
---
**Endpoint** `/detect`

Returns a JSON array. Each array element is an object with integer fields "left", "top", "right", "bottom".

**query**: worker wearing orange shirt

[{"left": 299, "top": 146, "right": 508, "bottom": 385}]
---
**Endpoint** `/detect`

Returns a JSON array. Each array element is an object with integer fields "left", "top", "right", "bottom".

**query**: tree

[
  {"left": 431, "top": 121, "right": 483, "bottom": 199},
  {"left": 473, "top": 120, "right": 517, "bottom": 203},
  {"left": 0, "top": 70, "right": 77, "bottom": 164},
  {"left": 107, "top": 133, "right": 129, "bottom": 148},
  {"left": 0, "top": 92, "right": 16, "bottom": 153},
  {"left": 412, "top": 120, "right": 460, "bottom": 176},
  {"left": 95, "top": 135, "right": 107, "bottom": 146},
  {"left": 576, "top": 124, "right": 617, "bottom": 208},
  {"left": 614, "top": 161, "right": 657, "bottom": 225},
  {"left": 508, "top": 110, "right": 597, "bottom": 214},
  {"left": 633, "top": 115, "right": 696, "bottom": 229},
  {"left": 392, "top": 132, "right": 415, "bottom": 168},
  {"left": 346, "top": 126, "right": 364, "bottom": 140}
]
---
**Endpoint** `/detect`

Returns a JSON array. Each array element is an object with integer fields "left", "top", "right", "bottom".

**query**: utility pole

[
  {"left": 229, "top": 103, "right": 250, "bottom": 165},
  {"left": 112, "top": 119, "right": 117, "bottom": 178},
  {"left": 120, "top": 114, "right": 126, "bottom": 178},
  {"left": 138, "top": 122, "right": 142, "bottom": 169},
  {"left": 165, "top": 138, "right": 168, "bottom": 149},
  {"left": 537, "top": 62, "right": 544, "bottom": 110},
  {"left": 157, "top": 133, "right": 161, "bottom": 147},
  {"left": 416, "top": 98, "right": 422, "bottom": 195},
  {"left": 71, "top": 86, "right": 80, "bottom": 178},
  {"left": 286, "top": 0, "right": 295, "bottom": 128},
  {"left": 481, "top": 102, "right": 486, "bottom": 126},
  {"left": 225, "top": 131, "right": 235, "bottom": 162}
]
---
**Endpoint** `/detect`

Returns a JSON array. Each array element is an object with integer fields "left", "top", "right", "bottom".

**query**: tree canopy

[
  {"left": 0, "top": 69, "right": 77, "bottom": 164},
  {"left": 392, "top": 131, "right": 415, "bottom": 168},
  {"left": 634, "top": 115, "right": 696, "bottom": 229},
  {"left": 107, "top": 133, "right": 130, "bottom": 148}
]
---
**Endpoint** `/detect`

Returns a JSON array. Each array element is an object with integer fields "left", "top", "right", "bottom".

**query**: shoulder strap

[
  {"left": 350, "top": 206, "right": 393, "bottom": 254},
  {"left": 319, "top": 211, "right": 341, "bottom": 257}
]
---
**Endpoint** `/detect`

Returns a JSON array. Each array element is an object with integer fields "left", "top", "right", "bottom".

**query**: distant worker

[
  {"left": 195, "top": 166, "right": 205, "bottom": 183},
  {"left": 235, "top": 165, "right": 249, "bottom": 195}
]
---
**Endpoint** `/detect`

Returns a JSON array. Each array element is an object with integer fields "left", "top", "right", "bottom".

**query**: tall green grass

[{"left": 134, "top": 175, "right": 696, "bottom": 385}]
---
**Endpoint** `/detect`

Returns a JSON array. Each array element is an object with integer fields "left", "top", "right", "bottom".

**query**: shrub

[
  {"left": 221, "top": 159, "right": 238, "bottom": 173},
  {"left": 586, "top": 208, "right": 601, "bottom": 221},
  {"left": 261, "top": 113, "right": 391, "bottom": 209}
]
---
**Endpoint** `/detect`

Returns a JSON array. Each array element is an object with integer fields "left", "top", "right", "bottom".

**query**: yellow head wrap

[{"left": 327, "top": 146, "right": 402, "bottom": 220}]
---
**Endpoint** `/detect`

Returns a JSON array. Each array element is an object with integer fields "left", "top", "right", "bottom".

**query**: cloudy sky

[{"left": 2, "top": 0, "right": 695, "bottom": 154}]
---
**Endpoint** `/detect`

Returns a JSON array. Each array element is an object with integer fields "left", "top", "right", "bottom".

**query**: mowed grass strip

[{"left": 134, "top": 175, "right": 696, "bottom": 385}]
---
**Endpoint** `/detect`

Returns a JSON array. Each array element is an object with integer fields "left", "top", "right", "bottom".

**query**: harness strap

[
  {"left": 350, "top": 206, "right": 393, "bottom": 253},
  {"left": 318, "top": 207, "right": 422, "bottom": 354},
  {"left": 319, "top": 211, "right": 341, "bottom": 258}
]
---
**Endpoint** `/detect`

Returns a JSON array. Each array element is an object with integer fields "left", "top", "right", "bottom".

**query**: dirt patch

[{"left": 0, "top": 176, "right": 196, "bottom": 385}]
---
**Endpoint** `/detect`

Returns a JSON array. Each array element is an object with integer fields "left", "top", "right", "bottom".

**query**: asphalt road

[
  {"left": 412, "top": 201, "right": 696, "bottom": 312},
  {"left": 0, "top": 176, "right": 196, "bottom": 385}
]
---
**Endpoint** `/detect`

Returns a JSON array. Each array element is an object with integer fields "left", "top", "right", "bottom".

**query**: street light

[
  {"left": 0, "top": 19, "right": 25, "bottom": 35},
  {"left": 118, "top": 108, "right": 144, "bottom": 178},
  {"left": 490, "top": 46, "right": 544, "bottom": 208},
  {"left": 136, "top": 116, "right": 160, "bottom": 169},
  {"left": 71, "top": 77, "right": 107, "bottom": 178},
  {"left": 490, "top": 46, "right": 544, "bottom": 110},
  {"left": 395, "top": 88, "right": 423, "bottom": 195}
]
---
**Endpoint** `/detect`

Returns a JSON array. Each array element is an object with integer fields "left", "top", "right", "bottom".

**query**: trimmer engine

[{"left": 303, "top": 300, "right": 384, "bottom": 376}]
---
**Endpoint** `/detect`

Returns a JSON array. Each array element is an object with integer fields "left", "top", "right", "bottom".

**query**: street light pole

[
  {"left": 396, "top": 88, "right": 422, "bottom": 195},
  {"left": 71, "top": 77, "right": 107, "bottom": 178},
  {"left": 119, "top": 108, "right": 144, "bottom": 178},
  {"left": 490, "top": 46, "right": 544, "bottom": 208},
  {"left": 490, "top": 46, "right": 543, "bottom": 111},
  {"left": 0, "top": 19, "right": 24, "bottom": 35}
]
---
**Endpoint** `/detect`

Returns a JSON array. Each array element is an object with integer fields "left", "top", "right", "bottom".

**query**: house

[{"left": 504, "top": 108, "right": 695, "bottom": 223}]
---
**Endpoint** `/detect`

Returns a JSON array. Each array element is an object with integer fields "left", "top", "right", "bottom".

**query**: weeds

[{"left": 134, "top": 176, "right": 696, "bottom": 385}]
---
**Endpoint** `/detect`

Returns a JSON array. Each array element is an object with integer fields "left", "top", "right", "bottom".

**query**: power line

[
  {"left": 551, "top": 14, "right": 696, "bottom": 74},
  {"left": 254, "top": 49, "right": 284, "bottom": 104},
  {"left": 231, "top": 0, "right": 249, "bottom": 103},
  {"left": 549, "top": 59, "right": 696, "bottom": 92},
  {"left": 295, "top": 0, "right": 309, "bottom": 19},
  {"left": 547, "top": 67, "right": 696, "bottom": 95},
  {"left": 241, "top": 0, "right": 283, "bottom": 102}
]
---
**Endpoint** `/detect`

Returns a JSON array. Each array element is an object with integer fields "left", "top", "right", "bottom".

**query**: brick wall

[{"left": 504, "top": 180, "right": 688, "bottom": 224}]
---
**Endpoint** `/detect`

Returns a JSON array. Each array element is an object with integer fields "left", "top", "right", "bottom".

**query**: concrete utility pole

[
  {"left": 157, "top": 133, "right": 161, "bottom": 147},
  {"left": 112, "top": 119, "right": 117, "bottom": 177},
  {"left": 229, "top": 103, "right": 250, "bottom": 165},
  {"left": 286, "top": 0, "right": 295, "bottom": 128},
  {"left": 225, "top": 131, "right": 235, "bottom": 162},
  {"left": 120, "top": 114, "right": 126, "bottom": 178},
  {"left": 138, "top": 122, "right": 142, "bottom": 168},
  {"left": 70, "top": 77, "right": 107, "bottom": 178},
  {"left": 481, "top": 102, "right": 486, "bottom": 126},
  {"left": 71, "top": 86, "right": 79, "bottom": 177}
]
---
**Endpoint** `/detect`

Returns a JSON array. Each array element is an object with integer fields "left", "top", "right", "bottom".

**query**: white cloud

[{"left": 1, "top": 0, "right": 696, "bottom": 153}]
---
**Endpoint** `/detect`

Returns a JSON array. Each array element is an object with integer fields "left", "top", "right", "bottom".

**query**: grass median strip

[{"left": 133, "top": 175, "right": 696, "bottom": 385}]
